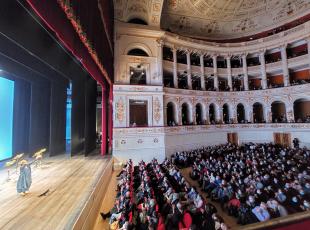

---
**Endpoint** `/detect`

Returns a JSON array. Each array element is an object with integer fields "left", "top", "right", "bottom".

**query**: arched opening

[
  {"left": 294, "top": 99, "right": 310, "bottom": 123},
  {"left": 237, "top": 103, "right": 245, "bottom": 123},
  {"left": 209, "top": 104, "right": 216, "bottom": 124},
  {"left": 127, "top": 18, "right": 148, "bottom": 25},
  {"left": 167, "top": 102, "right": 176, "bottom": 126},
  {"left": 181, "top": 103, "right": 191, "bottom": 125},
  {"left": 223, "top": 104, "right": 230, "bottom": 124},
  {"left": 130, "top": 67, "right": 146, "bottom": 85},
  {"left": 253, "top": 102, "right": 264, "bottom": 123},
  {"left": 127, "top": 48, "right": 149, "bottom": 57},
  {"left": 271, "top": 101, "right": 287, "bottom": 123},
  {"left": 195, "top": 103, "right": 203, "bottom": 125}
]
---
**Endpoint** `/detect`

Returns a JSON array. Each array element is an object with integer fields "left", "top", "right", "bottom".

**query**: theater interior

[{"left": 1, "top": 0, "right": 310, "bottom": 229}]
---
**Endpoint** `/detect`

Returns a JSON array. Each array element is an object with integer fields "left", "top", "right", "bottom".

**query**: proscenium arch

[{"left": 124, "top": 43, "right": 153, "bottom": 57}]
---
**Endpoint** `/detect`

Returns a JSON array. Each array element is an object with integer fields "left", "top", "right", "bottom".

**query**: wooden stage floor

[{"left": 0, "top": 154, "right": 112, "bottom": 230}]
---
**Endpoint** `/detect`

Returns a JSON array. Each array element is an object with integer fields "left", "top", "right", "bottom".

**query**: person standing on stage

[{"left": 17, "top": 160, "right": 32, "bottom": 196}]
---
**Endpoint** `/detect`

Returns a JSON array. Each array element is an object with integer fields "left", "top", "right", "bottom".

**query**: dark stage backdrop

[{"left": 0, "top": 0, "right": 101, "bottom": 157}]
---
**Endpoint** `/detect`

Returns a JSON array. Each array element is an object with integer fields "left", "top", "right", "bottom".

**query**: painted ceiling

[{"left": 114, "top": 0, "right": 310, "bottom": 40}]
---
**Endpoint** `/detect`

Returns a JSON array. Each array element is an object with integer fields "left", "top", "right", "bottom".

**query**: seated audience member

[
  {"left": 175, "top": 143, "right": 310, "bottom": 226},
  {"left": 252, "top": 202, "right": 270, "bottom": 222}
]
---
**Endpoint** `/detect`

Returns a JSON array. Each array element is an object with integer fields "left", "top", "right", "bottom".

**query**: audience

[
  {"left": 101, "top": 142, "right": 310, "bottom": 229},
  {"left": 173, "top": 143, "right": 310, "bottom": 225}
]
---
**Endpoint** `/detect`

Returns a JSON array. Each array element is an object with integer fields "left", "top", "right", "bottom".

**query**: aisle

[{"left": 180, "top": 167, "right": 239, "bottom": 229}]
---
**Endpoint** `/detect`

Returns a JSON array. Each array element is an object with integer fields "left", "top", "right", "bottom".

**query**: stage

[{"left": 0, "top": 154, "right": 112, "bottom": 230}]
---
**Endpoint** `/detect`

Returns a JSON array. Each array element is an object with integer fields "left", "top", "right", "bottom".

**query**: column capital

[
  {"left": 212, "top": 54, "right": 218, "bottom": 59},
  {"left": 258, "top": 49, "right": 266, "bottom": 56},
  {"left": 224, "top": 53, "right": 232, "bottom": 60},
  {"left": 183, "top": 48, "right": 192, "bottom": 55},
  {"left": 197, "top": 50, "right": 206, "bottom": 57},
  {"left": 241, "top": 52, "right": 248, "bottom": 58},
  {"left": 279, "top": 43, "right": 287, "bottom": 50},
  {"left": 171, "top": 45, "right": 178, "bottom": 52},
  {"left": 156, "top": 38, "right": 165, "bottom": 47}
]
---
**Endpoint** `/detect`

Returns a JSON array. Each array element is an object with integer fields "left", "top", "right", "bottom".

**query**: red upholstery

[{"left": 178, "top": 212, "right": 192, "bottom": 230}]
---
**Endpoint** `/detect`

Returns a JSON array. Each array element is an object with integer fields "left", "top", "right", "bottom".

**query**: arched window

[
  {"left": 209, "top": 104, "right": 216, "bottom": 124},
  {"left": 195, "top": 104, "right": 203, "bottom": 125},
  {"left": 181, "top": 103, "right": 191, "bottom": 125},
  {"left": 223, "top": 104, "right": 230, "bottom": 124},
  {"left": 237, "top": 103, "right": 245, "bottom": 123},
  {"left": 271, "top": 101, "right": 286, "bottom": 123},
  {"left": 127, "top": 48, "right": 149, "bottom": 57},
  {"left": 253, "top": 102, "right": 264, "bottom": 123},
  {"left": 167, "top": 102, "right": 176, "bottom": 126},
  {"left": 294, "top": 99, "right": 310, "bottom": 123},
  {"left": 127, "top": 18, "right": 148, "bottom": 25}
]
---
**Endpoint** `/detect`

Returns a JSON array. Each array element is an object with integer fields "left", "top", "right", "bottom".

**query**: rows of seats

[
  {"left": 173, "top": 143, "right": 310, "bottom": 225},
  {"left": 102, "top": 158, "right": 228, "bottom": 229}
]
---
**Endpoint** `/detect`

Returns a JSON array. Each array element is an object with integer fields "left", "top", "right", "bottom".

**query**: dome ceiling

[{"left": 161, "top": 0, "right": 310, "bottom": 40}]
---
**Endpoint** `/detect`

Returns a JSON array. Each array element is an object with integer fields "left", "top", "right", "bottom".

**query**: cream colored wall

[{"left": 112, "top": 21, "right": 310, "bottom": 163}]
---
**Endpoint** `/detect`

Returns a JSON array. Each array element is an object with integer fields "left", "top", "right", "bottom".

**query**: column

[
  {"left": 205, "top": 109, "right": 210, "bottom": 124},
  {"left": 286, "top": 106, "right": 295, "bottom": 123},
  {"left": 245, "top": 106, "right": 253, "bottom": 123},
  {"left": 192, "top": 106, "right": 196, "bottom": 125},
  {"left": 157, "top": 39, "right": 164, "bottom": 85},
  {"left": 226, "top": 56, "right": 232, "bottom": 91},
  {"left": 307, "top": 38, "right": 310, "bottom": 66},
  {"left": 242, "top": 54, "right": 249, "bottom": 90},
  {"left": 259, "top": 51, "right": 267, "bottom": 89},
  {"left": 178, "top": 106, "right": 182, "bottom": 126},
  {"left": 280, "top": 45, "right": 290, "bottom": 87},
  {"left": 231, "top": 107, "right": 237, "bottom": 124},
  {"left": 264, "top": 105, "right": 272, "bottom": 123},
  {"left": 101, "top": 87, "right": 107, "bottom": 155},
  {"left": 108, "top": 86, "right": 113, "bottom": 153},
  {"left": 215, "top": 106, "right": 222, "bottom": 123},
  {"left": 186, "top": 50, "right": 192, "bottom": 89},
  {"left": 172, "top": 47, "right": 178, "bottom": 88},
  {"left": 212, "top": 55, "right": 219, "bottom": 90},
  {"left": 200, "top": 54, "right": 206, "bottom": 90}
]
